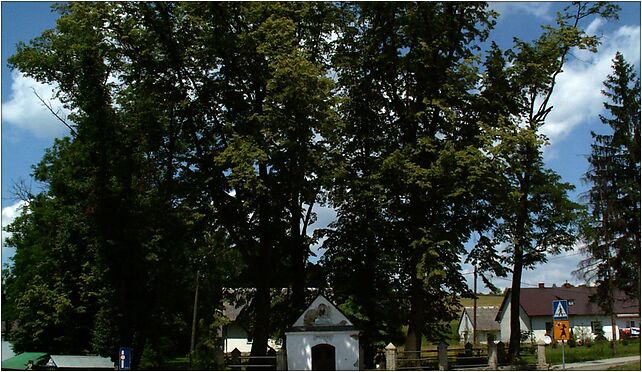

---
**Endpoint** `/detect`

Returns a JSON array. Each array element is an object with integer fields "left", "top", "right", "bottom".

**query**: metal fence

[
  {"left": 225, "top": 350, "right": 278, "bottom": 370},
  {"left": 382, "top": 342, "right": 493, "bottom": 371}
]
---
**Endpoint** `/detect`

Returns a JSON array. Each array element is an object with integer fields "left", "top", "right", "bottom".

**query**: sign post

[
  {"left": 552, "top": 300, "right": 569, "bottom": 369},
  {"left": 118, "top": 347, "right": 132, "bottom": 371}
]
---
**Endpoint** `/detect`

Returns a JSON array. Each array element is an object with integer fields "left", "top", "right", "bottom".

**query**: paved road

[{"left": 550, "top": 355, "right": 640, "bottom": 370}]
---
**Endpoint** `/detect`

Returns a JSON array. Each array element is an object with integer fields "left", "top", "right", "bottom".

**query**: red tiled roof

[{"left": 497, "top": 285, "right": 639, "bottom": 318}]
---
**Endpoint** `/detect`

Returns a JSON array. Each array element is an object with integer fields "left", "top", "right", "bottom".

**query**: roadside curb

[{"left": 550, "top": 355, "right": 640, "bottom": 370}]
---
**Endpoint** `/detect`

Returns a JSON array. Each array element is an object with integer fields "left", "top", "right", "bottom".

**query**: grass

[
  {"left": 459, "top": 294, "right": 504, "bottom": 308},
  {"left": 607, "top": 361, "right": 641, "bottom": 370},
  {"left": 545, "top": 339, "right": 641, "bottom": 365}
]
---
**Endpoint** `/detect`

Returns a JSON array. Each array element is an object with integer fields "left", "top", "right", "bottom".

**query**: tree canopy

[{"left": 2, "top": 2, "right": 629, "bottom": 369}]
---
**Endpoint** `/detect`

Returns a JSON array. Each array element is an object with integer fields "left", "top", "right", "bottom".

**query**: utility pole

[
  {"left": 603, "top": 192, "right": 617, "bottom": 355},
  {"left": 190, "top": 269, "right": 200, "bottom": 367},
  {"left": 473, "top": 265, "right": 477, "bottom": 346}
]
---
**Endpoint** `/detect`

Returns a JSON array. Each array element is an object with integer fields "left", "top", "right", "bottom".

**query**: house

[
  {"left": 285, "top": 294, "right": 360, "bottom": 371},
  {"left": 44, "top": 355, "right": 115, "bottom": 370},
  {"left": 1, "top": 352, "right": 49, "bottom": 370},
  {"left": 221, "top": 301, "right": 281, "bottom": 354},
  {"left": 457, "top": 306, "right": 501, "bottom": 344},
  {"left": 495, "top": 283, "right": 640, "bottom": 343}
]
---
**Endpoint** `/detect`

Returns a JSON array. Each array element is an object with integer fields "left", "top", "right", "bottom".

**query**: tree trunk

[
  {"left": 405, "top": 270, "right": 425, "bottom": 356},
  {"left": 507, "top": 250, "right": 523, "bottom": 364},
  {"left": 508, "top": 168, "right": 530, "bottom": 364},
  {"left": 250, "top": 163, "right": 273, "bottom": 363},
  {"left": 291, "top": 195, "right": 306, "bottom": 311}
]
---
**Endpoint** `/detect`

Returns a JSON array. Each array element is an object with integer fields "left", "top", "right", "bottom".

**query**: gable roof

[
  {"left": 461, "top": 307, "right": 501, "bottom": 331},
  {"left": 46, "top": 355, "right": 114, "bottom": 370},
  {"left": 496, "top": 285, "right": 640, "bottom": 320},
  {"left": 1, "top": 353, "right": 49, "bottom": 370},
  {"left": 289, "top": 294, "right": 357, "bottom": 331}
]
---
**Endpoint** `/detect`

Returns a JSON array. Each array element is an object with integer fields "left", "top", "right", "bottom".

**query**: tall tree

[
  {"left": 477, "top": 2, "right": 619, "bottom": 363},
  {"left": 324, "top": 2, "right": 497, "bottom": 358},
  {"left": 580, "top": 52, "right": 641, "bottom": 309}
]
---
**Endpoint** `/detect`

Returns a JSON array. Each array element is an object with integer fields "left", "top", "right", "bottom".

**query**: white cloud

[
  {"left": 541, "top": 24, "right": 641, "bottom": 152},
  {"left": 2, "top": 70, "right": 71, "bottom": 139},
  {"left": 490, "top": 2, "right": 555, "bottom": 22},
  {"left": 1, "top": 200, "right": 28, "bottom": 262}
]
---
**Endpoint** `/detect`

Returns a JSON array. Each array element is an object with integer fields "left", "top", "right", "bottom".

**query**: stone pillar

[
  {"left": 488, "top": 342, "right": 498, "bottom": 370},
  {"left": 230, "top": 348, "right": 241, "bottom": 371},
  {"left": 465, "top": 342, "right": 473, "bottom": 357},
  {"left": 536, "top": 342, "right": 547, "bottom": 370},
  {"left": 277, "top": 348, "right": 287, "bottom": 371},
  {"left": 385, "top": 343, "right": 397, "bottom": 371},
  {"left": 438, "top": 342, "right": 448, "bottom": 371},
  {"left": 496, "top": 341, "right": 505, "bottom": 365},
  {"left": 214, "top": 348, "right": 225, "bottom": 370}
]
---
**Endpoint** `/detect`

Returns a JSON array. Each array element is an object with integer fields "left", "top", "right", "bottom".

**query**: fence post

[
  {"left": 488, "top": 342, "right": 498, "bottom": 370},
  {"left": 537, "top": 342, "right": 547, "bottom": 370},
  {"left": 438, "top": 342, "right": 448, "bottom": 371},
  {"left": 496, "top": 341, "right": 505, "bottom": 365},
  {"left": 214, "top": 348, "right": 225, "bottom": 370},
  {"left": 385, "top": 343, "right": 397, "bottom": 371},
  {"left": 277, "top": 347, "right": 287, "bottom": 371},
  {"left": 465, "top": 342, "right": 473, "bottom": 357},
  {"left": 230, "top": 348, "right": 241, "bottom": 371}
]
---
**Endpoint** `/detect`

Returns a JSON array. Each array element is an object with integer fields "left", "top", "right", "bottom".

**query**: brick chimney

[
  {"left": 538, "top": 283, "right": 545, "bottom": 289},
  {"left": 562, "top": 282, "right": 573, "bottom": 289}
]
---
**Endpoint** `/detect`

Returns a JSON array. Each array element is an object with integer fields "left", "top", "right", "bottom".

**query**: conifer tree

[{"left": 580, "top": 52, "right": 641, "bottom": 305}]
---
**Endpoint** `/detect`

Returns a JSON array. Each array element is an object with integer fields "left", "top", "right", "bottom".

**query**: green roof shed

[{"left": 1, "top": 352, "right": 49, "bottom": 370}]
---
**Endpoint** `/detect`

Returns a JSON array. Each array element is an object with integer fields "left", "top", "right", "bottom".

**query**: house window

[
  {"left": 247, "top": 336, "right": 253, "bottom": 344},
  {"left": 591, "top": 321, "right": 602, "bottom": 332},
  {"left": 545, "top": 322, "right": 553, "bottom": 336},
  {"left": 627, "top": 320, "right": 636, "bottom": 328}
]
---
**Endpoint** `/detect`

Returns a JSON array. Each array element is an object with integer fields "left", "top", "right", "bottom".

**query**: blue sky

[{"left": 2, "top": 2, "right": 640, "bottom": 292}]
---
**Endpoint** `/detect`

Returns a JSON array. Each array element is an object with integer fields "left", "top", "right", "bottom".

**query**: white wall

[
  {"left": 529, "top": 315, "right": 641, "bottom": 342},
  {"left": 497, "top": 302, "right": 530, "bottom": 343},
  {"left": 457, "top": 313, "right": 499, "bottom": 344},
  {"left": 458, "top": 313, "right": 472, "bottom": 343},
  {"left": 225, "top": 337, "right": 253, "bottom": 354},
  {"left": 285, "top": 331, "right": 360, "bottom": 371}
]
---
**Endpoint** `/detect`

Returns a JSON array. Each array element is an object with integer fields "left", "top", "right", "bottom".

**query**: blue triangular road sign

[{"left": 553, "top": 300, "right": 568, "bottom": 319}]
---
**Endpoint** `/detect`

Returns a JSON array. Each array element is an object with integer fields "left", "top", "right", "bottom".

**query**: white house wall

[
  {"left": 526, "top": 315, "right": 641, "bottom": 343},
  {"left": 224, "top": 337, "right": 253, "bottom": 354},
  {"left": 285, "top": 331, "right": 359, "bottom": 371},
  {"left": 498, "top": 302, "right": 530, "bottom": 343},
  {"left": 457, "top": 313, "right": 499, "bottom": 344},
  {"left": 458, "top": 313, "right": 473, "bottom": 343}
]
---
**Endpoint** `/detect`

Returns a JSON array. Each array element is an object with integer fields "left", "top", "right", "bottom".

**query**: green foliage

[
  {"left": 322, "top": 2, "right": 500, "bottom": 362},
  {"left": 579, "top": 52, "right": 641, "bottom": 306},
  {"left": 1, "top": 2, "right": 628, "bottom": 368},
  {"left": 545, "top": 339, "right": 640, "bottom": 365},
  {"left": 473, "top": 2, "right": 620, "bottom": 362}
]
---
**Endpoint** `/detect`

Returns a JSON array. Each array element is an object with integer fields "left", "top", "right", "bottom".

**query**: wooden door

[{"left": 311, "top": 343, "right": 335, "bottom": 370}]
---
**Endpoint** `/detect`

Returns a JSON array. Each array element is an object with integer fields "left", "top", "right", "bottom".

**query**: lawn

[
  {"left": 546, "top": 339, "right": 641, "bottom": 365},
  {"left": 607, "top": 361, "right": 641, "bottom": 370},
  {"left": 459, "top": 294, "right": 504, "bottom": 308}
]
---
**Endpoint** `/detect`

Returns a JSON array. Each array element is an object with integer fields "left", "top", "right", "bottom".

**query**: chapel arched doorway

[{"left": 311, "top": 343, "right": 336, "bottom": 370}]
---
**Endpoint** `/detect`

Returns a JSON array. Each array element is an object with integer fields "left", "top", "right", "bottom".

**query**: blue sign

[
  {"left": 552, "top": 300, "right": 569, "bottom": 320},
  {"left": 118, "top": 347, "right": 132, "bottom": 370}
]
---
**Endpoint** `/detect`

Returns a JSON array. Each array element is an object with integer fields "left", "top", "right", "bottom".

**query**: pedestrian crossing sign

[
  {"left": 554, "top": 320, "right": 570, "bottom": 341},
  {"left": 552, "top": 300, "right": 568, "bottom": 320}
]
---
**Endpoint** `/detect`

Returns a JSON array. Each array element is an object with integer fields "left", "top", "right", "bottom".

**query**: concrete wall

[
  {"left": 526, "top": 315, "right": 641, "bottom": 343},
  {"left": 223, "top": 323, "right": 282, "bottom": 353},
  {"left": 457, "top": 313, "right": 499, "bottom": 344},
  {"left": 285, "top": 331, "right": 359, "bottom": 371},
  {"left": 224, "top": 323, "right": 253, "bottom": 353},
  {"left": 497, "top": 302, "right": 530, "bottom": 343}
]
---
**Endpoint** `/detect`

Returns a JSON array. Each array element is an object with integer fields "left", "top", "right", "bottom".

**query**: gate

[{"left": 226, "top": 348, "right": 278, "bottom": 370}]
